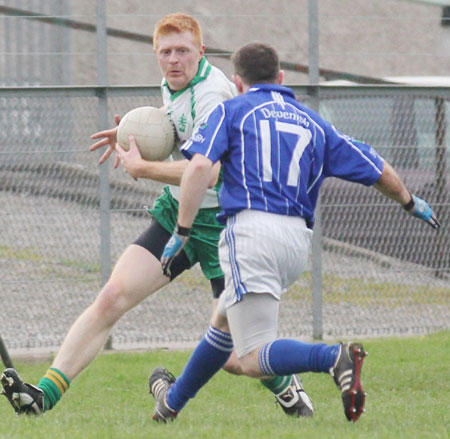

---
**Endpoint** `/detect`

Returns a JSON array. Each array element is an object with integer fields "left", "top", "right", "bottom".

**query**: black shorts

[{"left": 133, "top": 219, "right": 224, "bottom": 299}]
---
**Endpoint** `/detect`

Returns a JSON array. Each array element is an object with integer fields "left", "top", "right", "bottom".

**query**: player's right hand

[
  {"left": 89, "top": 114, "right": 121, "bottom": 167},
  {"left": 404, "top": 194, "right": 441, "bottom": 229}
]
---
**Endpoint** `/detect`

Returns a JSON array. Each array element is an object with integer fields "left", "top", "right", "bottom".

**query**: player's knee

[
  {"left": 92, "top": 280, "right": 128, "bottom": 323},
  {"left": 239, "top": 363, "right": 261, "bottom": 378},
  {"left": 236, "top": 349, "right": 263, "bottom": 378},
  {"left": 223, "top": 351, "right": 244, "bottom": 375}
]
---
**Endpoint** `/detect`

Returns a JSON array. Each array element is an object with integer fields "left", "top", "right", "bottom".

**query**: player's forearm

[
  {"left": 177, "top": 155, "right": 213, "bottom": 228},
  {"left": 373, "top": 161, "right": 412, "bottom": 206},
  {"left": 135, "top": 159, "right": 189, "bottom": 185}
]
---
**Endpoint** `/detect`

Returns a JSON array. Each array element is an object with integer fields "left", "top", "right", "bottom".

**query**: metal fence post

[
  {"left": 96, "top": 0, "right": 113, "bottom": 349},
  {"left": 434, "top": 97, "right": 448, "bottom": 279},
  {"left": 308, "top": 0, "right": 323, "bottom": 340}
]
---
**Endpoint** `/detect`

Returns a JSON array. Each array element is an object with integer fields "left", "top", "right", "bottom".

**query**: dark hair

[{"left": 231, "top": 42, "right": 280, "bottom": 85}]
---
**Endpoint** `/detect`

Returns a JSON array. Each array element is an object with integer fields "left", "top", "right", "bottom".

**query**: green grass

[
  {"left": 3, "top": 243, "right": 447, "bottom": 305},
  {"left": 0, "top": 244, "right": 100, "bottom": 278},
  {"left": 286, "top": 273, "right": 449, "bottom": 306},
  {"left": 1, "top": 332, "right": 449, "bottom": 439},
  {"left": 0, "top": 245, "right": 44, "bottom": 262}
]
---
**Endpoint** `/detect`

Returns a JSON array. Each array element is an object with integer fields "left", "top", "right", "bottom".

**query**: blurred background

[
  {"left": 0, "top": 0, "right": 449, "bottom": 356},
  {"left": 1, "top": 0, "right": 450, "bottom": 86}
]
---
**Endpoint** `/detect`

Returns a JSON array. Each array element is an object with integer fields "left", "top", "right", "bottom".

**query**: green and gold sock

[
  {"left": 260, "top": 375, "right": 292, "bottom": 395},
  {"left": 37, "top": 368, "right": 71, "bottom": 411}
]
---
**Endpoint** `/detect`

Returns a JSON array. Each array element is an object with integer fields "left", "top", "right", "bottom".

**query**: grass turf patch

[{"left": 0, "top": 331, "right": 448, "bottom": 439}]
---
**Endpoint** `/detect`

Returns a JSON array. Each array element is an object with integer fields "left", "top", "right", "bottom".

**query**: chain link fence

[{"left": 0, "top": 85, "right": 449, "bottom": 353}]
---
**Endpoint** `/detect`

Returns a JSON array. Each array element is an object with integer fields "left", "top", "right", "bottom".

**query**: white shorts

[{"left": 218, "top": 209, "right": 312, "bottom": 311}]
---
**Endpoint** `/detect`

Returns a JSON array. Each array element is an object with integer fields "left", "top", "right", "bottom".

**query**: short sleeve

[
  {"left": 324, "top": 123, "right": 384, "bottom": 186},
  {"left": 181, "top": 103, "right": 230, "bottom": 164}
]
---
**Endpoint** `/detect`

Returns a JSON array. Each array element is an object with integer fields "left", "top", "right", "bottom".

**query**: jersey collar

[
  {"left": 164, "top": 57, "right": 212, "bottom": 101},
  {"left": 248, "top": 83, "right": 296, "bottom": 99}
]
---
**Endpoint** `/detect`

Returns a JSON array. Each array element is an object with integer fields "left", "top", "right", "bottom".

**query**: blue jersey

[{"left": 181, "top": 83, "right": 384, "bottom": 227}]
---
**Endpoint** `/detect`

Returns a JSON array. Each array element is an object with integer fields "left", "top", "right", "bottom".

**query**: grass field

[{"left": 0, "top": 331, "right": 449, "bottom": 439}]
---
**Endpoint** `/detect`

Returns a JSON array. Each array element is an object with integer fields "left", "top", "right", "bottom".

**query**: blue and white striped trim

[
  {"left": 225, "top": 215, "right": 248, "bottom": 301},
  {"left": 258, "top": 342, "right": 275, "bottom": 375},
  {"left": 205, "top": 326, "right": 234, "bottom": 353},
  {"left": 204, "top": 103, "right": 226, "bottom": 157},
  {"left": 271, "top": 91, "right": 286, "bottom": 109},
  {"left": 307, "top": 164, "right": 323, "bottom": 194}
]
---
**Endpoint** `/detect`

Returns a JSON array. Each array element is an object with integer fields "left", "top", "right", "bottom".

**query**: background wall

[{"left": 1, "top": 0, "right": 450, "bottom": 86}]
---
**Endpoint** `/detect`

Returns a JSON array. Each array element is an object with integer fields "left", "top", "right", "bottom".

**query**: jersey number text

[{"left": 260, "top": 120, "right": 312, "bottom": 186}]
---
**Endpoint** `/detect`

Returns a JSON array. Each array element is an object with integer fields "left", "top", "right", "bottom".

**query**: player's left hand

[
  {"left": 403, "top": 194, "right": 441, "bottom": 229},
  {"left": 89, "top": 114, "right": 121, "bottom": 167},
  {"left": 161, "top": 225, "right": 191, "bottom": 277}
]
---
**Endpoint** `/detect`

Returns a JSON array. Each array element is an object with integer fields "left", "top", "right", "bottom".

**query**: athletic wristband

[
  {"left": 176, "top": 224, "right": 191, "bottom": 236},
  {"left": 402, "top": 194, "right": 415, "bottom": 211}
]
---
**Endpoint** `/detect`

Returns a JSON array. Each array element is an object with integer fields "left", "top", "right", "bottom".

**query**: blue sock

[
  {"left": 258, "top": 339, "right": 340, "bottom": 375},
  {"left": 167, "top": 326, "right": 233, "bottom": 411}
]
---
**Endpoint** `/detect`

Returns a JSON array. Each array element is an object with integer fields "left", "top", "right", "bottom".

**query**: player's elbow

[
  {"left": 207, "top": 177, "right": 218, "bottom": 188},
  {"left": 191, "top": 154, "right": 213, "bottom": 178},
  {"left": 208, "top": 162, "right": 221, "bottom": 188}
]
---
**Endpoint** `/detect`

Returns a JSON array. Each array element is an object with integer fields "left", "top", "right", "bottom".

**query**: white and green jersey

[{"left": 162, "top": 57, "right": 237, "bottom": 208}]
